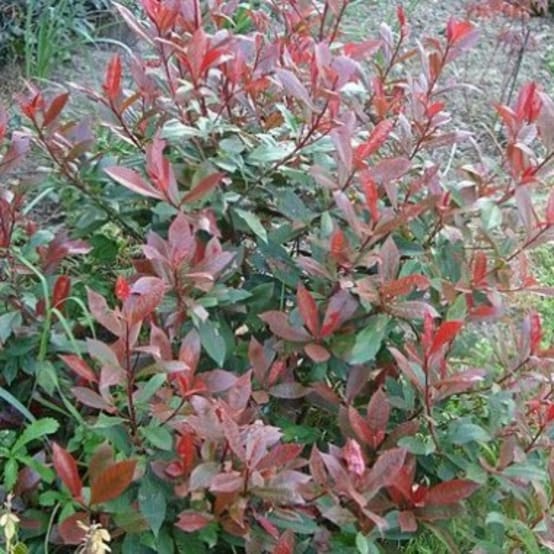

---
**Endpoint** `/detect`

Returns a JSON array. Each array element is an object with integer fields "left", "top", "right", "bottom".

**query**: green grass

[{"left": 531, "top": 245, "right": 554, "bottom": 344}]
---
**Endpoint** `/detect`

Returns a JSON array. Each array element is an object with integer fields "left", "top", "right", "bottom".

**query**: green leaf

[
  {"left": 198, "top": 321, "right": 226, "bottom": 366},
  {"left": 157, "top": 527, "right": 177, "bottom": 554},
  {"left": 12, "top": 417, "right": 59, "bottom": 453},
  {"left": 248, "top": 141, "right": 295, "bottom": 163},
  {"left": 18, "top": 454, "right": 55, "bottom": 483},
  {"left": 502, "top": 463, "right": 547, "bottom": 483},
  {"left": 0, "top": 311, "right": 22, "bottom": 343},
  {"left": 258, "top": 241, "right": 300, "bottom": 288},
  {"left": 13, "top": 543, "right": 29, "bottom": 554},
  {"left": 446, "top": 294, "right": 468, "bottom": 320},
  {"left": 90, "top": 234, "right": 119, "bottom": 263},
  {"left": 140, "top": 425, "right": 173, "bottom": 451},
  {"left": 448, "top": 422, "right": 491, "bottom": 445},
  {"left": 276, "top": 190, "right": 316, "bottom": 223},
  {"left": 349, "top": 315, "right": 390, "bottom": 364},
  {"left": 356, "top": 532, "right": 369, "bottom": 554},
  {"left": 479, "top": 199, "right": 502, "bottom": 231},
  {"left": 93, "top": 414, "right": 127, "bottom": 429},
  {"left": 4, "top": 457, "right": 18, "bottom": 490},
  {"left": 136, "top": 374, "right": 167, "bottom": 404},
  {"left": 268, "top": 513, "right": 319, "bottom": 534},
  {"left": 398, "top": 435, "right": 436, "bottom": 455},
  {"left": 139, "top": 474, "right": 167, "bottom": 537},
  {"left": 508, "top": 519, "right": 542, "bottom": 554},
  {"left": 206, "top": 285, "right": 252, "bottom": 306},
  {"left": 35, "top": 360, "right": 58, "bottom": 396},
  {"left": 162, "top": 119, "right": 202, "bottom": 140},
  {"left": 234, "top": 208, "right": 268, "bottom": 243},
  {"left": 276, "top": 104, "right": 299, "bottom": 132},
  {"left": 0, "top": 386, "right": 36, "bottom": 423}
]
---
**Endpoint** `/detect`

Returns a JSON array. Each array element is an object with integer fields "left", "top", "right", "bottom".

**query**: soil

[{"left": 345, "top": 0, "right": 553, "bottom": 93}]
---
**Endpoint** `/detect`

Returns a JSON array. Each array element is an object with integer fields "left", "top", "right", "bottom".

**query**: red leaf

[
  {"left": 52, "top": 443, "right": 82, "bottom": 500},
  {"left": 88, "top": 443, "right": 114, "bottom": 483},
  {"left": 426, "top": 479, "right": 479, "bottom": 506},
  {"left": 446, "top": 19, "right": 474, "bottom": 45},
  {"left": 370, "top": 157, "right": 411, "bottom": 184},
  {"left": 530, "top": 311, "right": 542, "bottom": 354},
  {"left": 201, "top": 369, "right": 237, "bottom": 393},
  {"left": 348, "top": 406, "right": 374, "bottom": 446},
  {"left": 59, "top": 354, "right": 98, "bottom": 384},
  {"left": 104, "top": 166, "right": 163, "bottom": 199},
  {"left": 52, "top": 275, "right": 71, "bottom": 311},
  {"left": 344, "top": 39, "right": 382, "bottom": 60},
  {"left": 297, "top": 284, "right": 319, "bottom": 337},
  {"left": 304, "top": 343, "right": 330, "bottom": 363},
  {"left": 0, "top": 106, "right": 7, "bottom": 143},
  {"left": 103, "top": 54, "right": 122, "bottom": 101},
  {"left": 434, "top": 369, "right": 486, "bottom": 400},
  {"left": 38, "top": 231, "right": 90, "bottom": 274},
  {"left": 257, "top": 443, "right": 303, "bottom": 471},
  {"left": 429, "top": 320, "right": 463, "bottom": 356},
  {"left": 381, "top": 275, "right": 429, "bottom": 298},
  {"left": 274, "top": 529, "right": 296, "bottom": 554},
  {"left": 397, "top": 6, "right": 407, "bottom": 28},
  {"left": 87, "top": 288, "right": 123, "bottom": 337},
  {"left": 175, "top": 511, "right": 213, "bottom": 533},
  {"left": 209, "top": 471, "right": 244, "bottom": 493},
  {"left": 0, "top": 132, "right": 30, "bottom": 174},
  {"left": 124, "top": 276, "right": 165, "bottom": 325},
  {"left": 57, "top": 512, "right": 88, "bottom": 545},
  {"left": 179, "top": 329, "right": 201, "bottom": 372},
  {"left": 43, "top": 92, "right": 69, "bottom": 127},
  {"left": 19, "top": 91, "right": 44, "bottom": 121},
  {"left": 546, "top": 188, "right": 554, "bottom": 225},
  {"left": 260, "top": 312, "right": 311, "bottom": 342},
  {"left": 515, "top": 82, "right": 542, "bottom": 123},
  {"left": 342, "top": 438, "right": 365, "bottom": 476},
  {"left": 331, "top": 125, "right": 353, "bottom": 173},
  {"left": 176, "top": 432, "right": 197, "bottom": 475},
  {"left": 363, "top": 176, "right": 380, "bottom": 222},
  {"left": 389, "top": 301, "right": 439, "bottom": 320},
  {"left": 71, "top": 387, "right": 116, "bottom": 413},
  {"left": 330, "top": 227, "right": 348, "bottom": 264},
  {"left": 320, "top": 290, "right": 358, "bottom": 338},
  {"left": 398, "top": 510, "right": 417, "bottom": 533},
  {"left": 379, "top": 236, "right": 400, "bottom": 281},
  {"left": 275, "top": 68, "right": 314, "bottom": 110},
  {"left": 355, "top": 119, "right": 394, "bottom": 161},
  {"left": 183, "top": 172, "right": 224, "bottom": 204},
  {"left": 249, "top": 337, "right": 273, "bottom": 383},
  {"left": 269, "top": 382, "right": 310, "bottom": 399},
  {"left": 145, "top": 135, "right": 178, "bottom": 202},
  {"left": 90, "top": 459, "right": 136, "bottom": 505},
  {"left": 365, "top": 448, "right": 407, "bottom": 499},
  {"left": 472, "top": 252, "right": 488, "bottom": 286},
  {"left": 115, "top": 275, "right": 131, "bottom": 301},
  {"left": 200, "top": 46, "right": 228, "bottom": 76},
  {"left": 367, "top": 387, "right": 390, "bottom": 434}
]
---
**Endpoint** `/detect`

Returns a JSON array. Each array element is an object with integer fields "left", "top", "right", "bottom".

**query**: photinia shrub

[{"left": 2, "top": 0, "right": 554, "bottom": 552}]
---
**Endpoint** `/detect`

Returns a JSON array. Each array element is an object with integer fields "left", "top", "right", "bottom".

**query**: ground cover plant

[{"left": 1, "top": 0, "right": 554, "bottom": 552}]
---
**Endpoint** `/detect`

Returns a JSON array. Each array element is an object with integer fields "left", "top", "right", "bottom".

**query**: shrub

[{"left": 1, "top": 1, "right": 554, "bottom": 552}]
